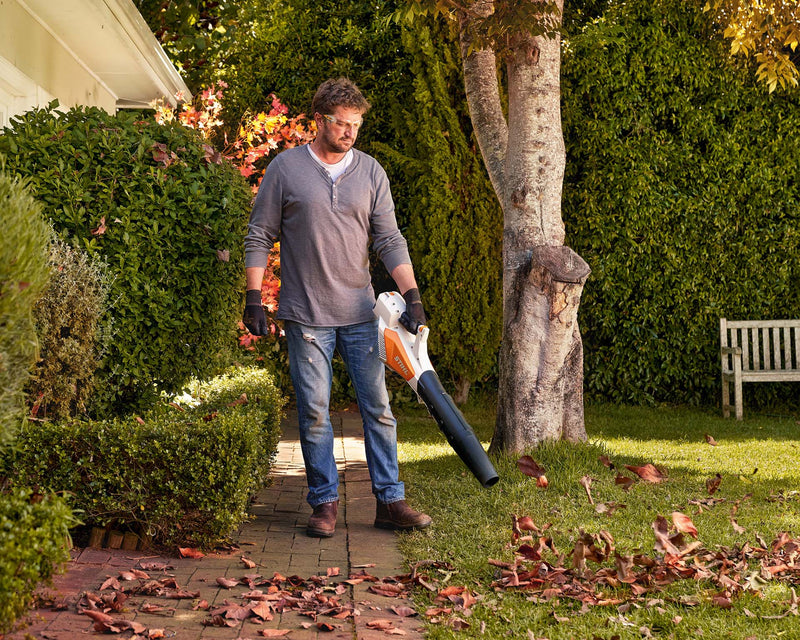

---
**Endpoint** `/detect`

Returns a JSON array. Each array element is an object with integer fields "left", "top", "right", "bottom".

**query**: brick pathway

[{"left": 10, "top": 414, "right": 425, "bottom": 640}]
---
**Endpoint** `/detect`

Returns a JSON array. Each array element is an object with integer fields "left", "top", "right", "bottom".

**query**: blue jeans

[{"left": 284, "top": 319, "right": 405, "bottom": 508}]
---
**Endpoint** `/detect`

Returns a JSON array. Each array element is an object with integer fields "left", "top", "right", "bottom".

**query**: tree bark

[{"left": 460, "top": 0, "right": 590, "bottom": 453}]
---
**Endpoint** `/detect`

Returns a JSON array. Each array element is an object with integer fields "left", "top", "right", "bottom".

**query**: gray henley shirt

[{"left": 244, "top": 145, "right": 411, "bottom": 326}]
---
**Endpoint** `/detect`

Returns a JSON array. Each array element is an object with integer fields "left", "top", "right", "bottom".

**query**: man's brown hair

[{"left": 311, "top": 78, "right": 371, "bottom": 116}]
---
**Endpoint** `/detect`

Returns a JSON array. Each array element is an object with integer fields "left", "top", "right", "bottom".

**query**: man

[{"left": 242, "top": 77, "right": 432, "bottom": 538}]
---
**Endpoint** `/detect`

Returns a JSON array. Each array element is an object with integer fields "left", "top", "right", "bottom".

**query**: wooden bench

[{"left": 720, "top": 318, "right": 800, "bottom": 420}]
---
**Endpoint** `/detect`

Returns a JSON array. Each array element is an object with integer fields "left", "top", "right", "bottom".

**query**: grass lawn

[{"left": 395, "top": 398, "right": 800, "bottom": 640}]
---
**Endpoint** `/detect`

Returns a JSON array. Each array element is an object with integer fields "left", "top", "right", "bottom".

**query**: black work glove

[
  {"left": 242, "top": 289, "right": 269, "bottom": 336},
  {"left": 399, "top": 288, "right": 427, "bottom": 334}
]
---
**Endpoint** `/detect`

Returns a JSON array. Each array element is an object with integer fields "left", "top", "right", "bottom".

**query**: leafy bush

[
  {"left": 0, "top": 170, "right": 51, "bottom": 444},
  {"left": 4, "top": 367, "right": 285, "bottom": 549},
  {"left": 0, "top": 488, "right": 73, "bottom": 634},
  {"left": 25, "top": 237, "right": 110, "bottom": 420},
  {"left": 561, "top": 0, "right": 800, "bottom": 407},
  {"left": 0, "top": 104, "right": 253, "bottom": 414}
]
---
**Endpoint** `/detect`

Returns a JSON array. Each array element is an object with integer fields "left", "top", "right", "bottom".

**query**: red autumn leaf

[
  {"left": 705, "top": 434, "right": 718, "bottom": 446},
  {"left": 178, "top": 547, "right": 205, "bottom": 559},
  {"left": 326, "top": 566, "right": 340, "bottom": 577},
  {"left": 367, "top": 619, "right": 396, "bottom": 630},
  {"left": 99, "top": 576, "right": 120, "bottom": 591},
  {"left": 91, "top": 216, "right": 107, "bottom": 236},
  {"left": 80, "top": 609, "right": 116, "bottom": 626},
  {"left": 368, "top": 582, "right": 406, "bottom": 597},
  {"left": 672, "top": 511, "right": 698, "bottom": 538},
  {"left": 625, "top": 463, "right": 665, "bottom": 483},
  {"left": 193, "top": 599, "right": 210, "bottom": 611},
  {"left": 652, "top": 515, "right": 682, "bottom": 555},
  {"left": 615, "top": 474, "right": 635, "bottom": 491},
  {"left": 599, "top": 454, "right": 615, "bottom": 469},
  {"left": 706, "top": 473, "right": 722, "bottom": 495},
  {"left": 148, "top": 629, "right": 166, "bottom": 639},
  {"left": 517, "top": 515, "right": 539, "bottom": 532},
  {"left": 518, "top": 456, "right": 550, "bottom": 487},
  {"left": 216, "top": 577, "right": 240, "bottom": 589},
  {"left": 250, "top": 601, "right": 273, "bottom": 621}
]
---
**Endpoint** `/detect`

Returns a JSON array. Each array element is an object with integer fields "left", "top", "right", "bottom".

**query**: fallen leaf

[
  {"left": 517, "top": 515, "right": 539, "bottom": 532},
  {"left": 671, "top": 512, "right": 698, "bottom": 538},
  {"left": 216, "top": 577, "right": 240, "bottom": 589},
  {"left": 625, "top": 463, "right": 665, "bottom": 483},
  {"left": 705, "top": 434, "right": 718, "bottom": 446},
  {"left": 599, "top": 455, "right": 615, "bottom": 469},
  {"left": 241, "top": 556, "right": 257, "bottom": 569},
  {"left": 367, "top": 619, "right": 396, "bottom": 630},
  {"left": 706, "top": 473, "right": 722, "bottom": 495},
  {"left": 259, "top": 631, "right": 292, "bottom": 638},
  {"left": 518, "top": 456, "right": 547, "bottom": 480},
  {"left": 391, "top": 605, "right": 417, "bottom": 617},
  {"left": 216, "top": 249, "right": 230, "bottom": 262},
  {"left": 99, "top": 576, "right": 121, "bottom": 591},
  {"left": 135, "top": 416, "right": 146, "bottom": 425},
  {"left": 615, "top": 475, "right": 635, "bottom": 491},
  {"left": 179, "top": 547, "right": 205, "bottom": 559},
  {"left": 579, "top": 476, "right": 595, "bottom": 505}
]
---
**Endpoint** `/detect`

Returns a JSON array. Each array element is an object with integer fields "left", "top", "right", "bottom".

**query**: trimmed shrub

[
  {"left": 0, "top": 489, "right": 73, "bottom": 634},
  {"left": 561, "top": 0, "right": 800, "bottom": 406},
  {"left": 4, "top": 366, "right": 285, "bottom": 549},
  {"left": 0, "top": 104, "right": 253, "bottom": 414},
  {"left": 0, "top": 170, "right": 50, "bottom": 444},
  {"left": 25, "top": 237, "right": 110, "bottom": 420}
]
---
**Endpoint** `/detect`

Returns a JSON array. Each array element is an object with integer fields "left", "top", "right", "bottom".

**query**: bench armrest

[{"left": 721, "top": 346, "right": 742, "bottom": 356}]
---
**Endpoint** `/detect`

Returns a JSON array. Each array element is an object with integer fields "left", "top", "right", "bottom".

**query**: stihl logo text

[{"left": 393, "top": 355, "right": 411, "bottom": 377}]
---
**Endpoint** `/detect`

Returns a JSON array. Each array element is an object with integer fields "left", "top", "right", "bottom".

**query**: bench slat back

[{"left": 720, "top": 319, "right": 800, "bottom": 372}]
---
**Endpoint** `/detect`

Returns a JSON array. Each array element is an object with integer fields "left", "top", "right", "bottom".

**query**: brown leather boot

[
  {"left": 374, "top": 500, "right": 432, "bottom": 531},
  {"left": 307, "top": 500, "right": 338, "bottom": 537}
]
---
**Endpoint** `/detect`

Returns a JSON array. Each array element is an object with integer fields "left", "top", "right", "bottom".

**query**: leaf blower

[{"left": 374, "top": 292, "right": 499, "bottom": 488}]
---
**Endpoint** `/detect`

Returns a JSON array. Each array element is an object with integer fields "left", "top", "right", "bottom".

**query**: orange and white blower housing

[{"left": 374, "top": 292, "right": 499, "bottom": 488}]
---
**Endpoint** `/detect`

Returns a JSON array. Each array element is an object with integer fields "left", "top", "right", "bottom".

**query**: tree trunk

[
  {"left": 460, "top": 0, "right": 590, "bottom": 453},
  {"left": 453, "top": 376, "right": 471, "bottom": 405}
]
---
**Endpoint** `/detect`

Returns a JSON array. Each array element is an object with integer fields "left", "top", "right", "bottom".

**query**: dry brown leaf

[
  {"left": 391, "top": 605, "right": 418, "bottom": 617},
  {"left": 579, "top": 475, "right": 595, "bottom": 505},
  {"left": 178, "top": 547, "right": 205, "bottom": 559},
  {"left": 259, "top": 631, "right": 292, "bottom": 638},
  {"left": 599, "top": 454, "right": 615, "bottom": 469},
  {"left": 518, "top": 456, "right": 547, "bottom": 484},
  {"left": 216, "top": 577, "right": 240, "bottom": 589},
  {"left": 706, "top": 473, "right": 722, "bottom": 495},
  {"left": 367, "top": 619, "right": 396, "bottom": 630},
  {"left": 625, "top": 463, "right": 665, "bottom": 483},
  {"left": 615, "top": 475, "right": 635, "bottom": 491},
  {"left": 705, "top": 434, "right": 718, "bottom": 446},
  {"left": 671, "top": 511, "right": 698, "bottom": 538},
  {"left": 241, "top": 556, "right": 257, "bottom": 569}
]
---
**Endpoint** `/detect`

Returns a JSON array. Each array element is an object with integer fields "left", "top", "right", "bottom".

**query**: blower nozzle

[{"left": 374, "top": 292, "right": 499, "bottom": 488}]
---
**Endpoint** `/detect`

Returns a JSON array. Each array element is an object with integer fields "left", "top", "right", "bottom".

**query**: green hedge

[
  {"left": 0, "top": 170, "right": 51, "bottom": 444},
  {"left": 0, "top": 489, "right": 73, "bottom": 634},
  {"left": 26, "top": 237, "right": 110, "bottom": 420},
  {"left": 561, "top": 0, "right": 800, "bottom": 406},
  {"left": 4, "top": 367, "right": 285, "bottom": 549},
  {"left": 0, "top": 104, "right": 252, "bottom": 414}
]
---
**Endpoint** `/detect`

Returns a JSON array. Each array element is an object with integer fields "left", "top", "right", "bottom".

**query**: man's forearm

[
  {"left": 390, "top": 263, "right": 418, "bottom": 295},
  {"left": 246, "top": 266, "right": 266, "bottom": 291}
]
